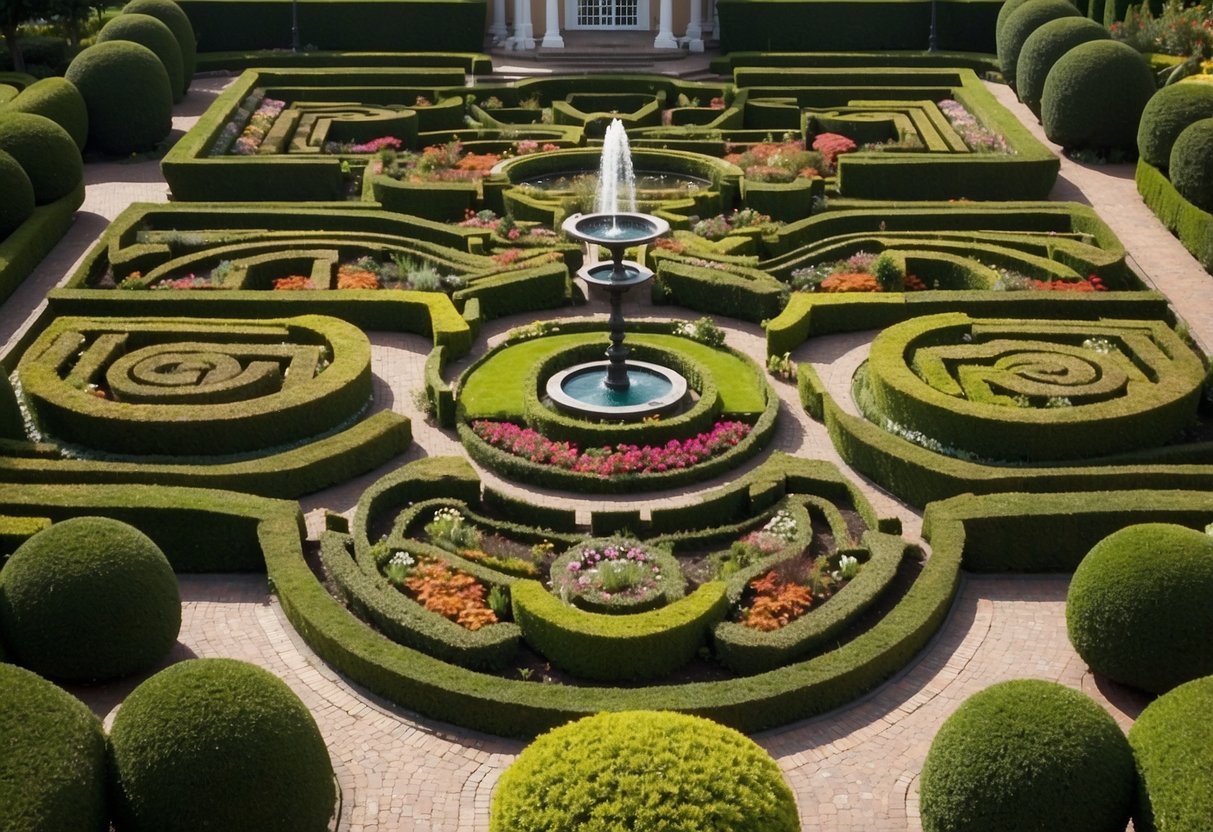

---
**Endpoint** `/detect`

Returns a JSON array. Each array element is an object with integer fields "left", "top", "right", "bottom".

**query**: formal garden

[{"left": 1, "top": 0, "right": 1213, "bottom": 828}]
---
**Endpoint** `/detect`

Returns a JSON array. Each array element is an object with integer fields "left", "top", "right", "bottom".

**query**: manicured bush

[
  {"left": 489, "top": 710, "right": 800, "bottom": 832},
  {"left": 1041, "top": 40, "right": 1156, "bottom": 152},
  {"left": 123, "top": 0, "right": 195, "bottom": 96},
  {"left": 1137, "top": 82, "right": 1213, "bottom": 169},
  {"left": 920, "top": 679, "right": 1135, "bottom": 832},
  {"left": 998, "top": 0, "right": 1083, "bottom": 89},
  {"left": 0, "top": 516, "right": 180, "bottom": 681},
  {"left": 65, "top": 41, "right": 173, "bottom": 154},
  {"left": 1169, "top": 118, "right": 1213, "bottom": 213},
  {"left": 995, "top": 0, "right": 1035, "bottom": 40},
  {"left": 0, "top": 112, "right": 81, "bottom": 204},
  {"left": 1128, "top": 674, "right": 1213, "bottom": 832},
  {"left": 108, "top": 658, "right": 336, "bottom": 832},
  {"left": 0, "top": 149, "right": 33, "bottom": 237},
  {"left": 1016, "top": 17, "right": 1110, "bottom": 116},
  {"left": 98, "top": 13, "right": 185, "bottom": 103},
  {"left": 0, "top": 663, "right": 108, "bottom": 832},
  {"left": 0, "top": 76, "right": 88, "bottom": 149},
  {"left": 1067, "top": 523, "right": 1213, "bottom": 693}
]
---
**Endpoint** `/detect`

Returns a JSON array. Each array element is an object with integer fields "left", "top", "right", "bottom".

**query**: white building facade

[{"left": 489, "top": 0, "right": 715, "bottom": 52}]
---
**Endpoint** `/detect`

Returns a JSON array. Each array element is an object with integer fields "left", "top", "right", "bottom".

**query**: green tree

[
  {"left": 0, "top": 0, "right": 47, "bottom": 72},
  {"left": 50, "top": 0, "right": 91, "bottom": 48}
]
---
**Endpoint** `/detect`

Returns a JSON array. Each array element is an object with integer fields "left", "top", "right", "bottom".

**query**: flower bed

[
  {"left": 424, "top": 505, "right": 544, "bottom": 578},
  {"left": 739, "top": 554, "right": 860, "bottom": 631},
  {"left": 937, "top": 99, "right": 1014, "bottom": 155},
  {"left": 377, "top": 140, "right": 501, "bottom": 183},
  {"left": 550, "top": 537, "right": 682, "bottom": 614},
  {"left": 791, "top": 251, "right": 926, "bottom": 293},
  {"left": 724, "top": 136, "right": 825, "bottom": 181},
  {"left": 381, "top": 550, "right": 499, "bottom": 631}
]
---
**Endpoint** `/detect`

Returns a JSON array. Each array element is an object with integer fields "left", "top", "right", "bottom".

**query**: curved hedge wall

[
  {"left": 1041, "top": 39, "right": 1156, "bottom": 152},
  {"left": 1169, "top": 118, "right": 1213, "bottom": 213},
  {"left": 490, "top": 710, "right": 800, "bottom": 832},
  {"left": 0, "top": 112, "right": 82, "bottom": 204},
  {"left": 0, "top": 663, "right": 108, "bottom": 832},
  {"left": 1128, "top": 674, "right": 1213, "bottom": 832},
  {"left": 920, "top": 679, "right": 1135, "bottom": 832},
  {"left": 1016, "top": 16, "right": 1110, "bottom": 117},
  {"left": 108, "top": 658, "right": 336, "bottom": 832},
  {"left": 1067, "top": 523, "right": 1213, "bottom": 693},
  {"left": 0, "top": 76, "right": 88, "bottom": 150},
  {"left": 997, "top": 0, "right": 1083, "bottom": 90},
  {"left": 1137, "top": 82, "right": 1213, "bottom": 169},
  {"left": 98, "top": 13, "right": 185, "bottom": 103},
  {"left": 65, "top": 41, "right": 173, "bottom": 154}
]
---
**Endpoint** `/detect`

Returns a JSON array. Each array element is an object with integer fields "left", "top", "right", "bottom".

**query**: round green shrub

[
  {"left": 108, "top": 658, "right": 336, "bottom": 832},
  {"left": 1041, "top": 39, "right": 1157, "bottom": 152},
  {"left": 1128, "top": 674, "right": 1213, "bottom": 832},
  {"left": 490, "top": 710, "right": 800, "bottom": 832},
  {"left": 0, "top": 83, "right": 17, "bottom": 104},
  {"left": 995, "top": 0, "right": 1035, "bottom": 42},
  {"left": 97, "top": 13, "right": 184, "bottom": 104},
  {"left": 1137, "top": 83, "right": 1213, "bottom": 169},
  {"left": 0, "top": 149, "right": 34, "bottom": 238},
  {"left": 0, "top": 516, "right": 180, "bottom": 682},
  {"left": 65, "top": 41, "right": 172, "bottom": 155},
  {"left": 919, "top": 679, "right": 1135, "bottom": 832},
  {"left": 1016, "top": 17, "right": 1110, "bottom": 117},
  {"left": 1169, "top": 117, "right": 1213, "bottom": 212},
  {"left": 1, "top": 76, "right": 89, "bottom": 149},
  {"left": 0, "top": 112, "right": 81, "bottom": 204},
  {"left": 1067, "top": 522, "right": 1213, "bottom": 693},
  {"left": 0, "top": 662, "right": 108, "bottom": 832},
  {"left": 122, "top": 0, "right": 195, "bottom": 97},
  {"left": 997, "top": 0, "right": 1082, "bottom": 90}
]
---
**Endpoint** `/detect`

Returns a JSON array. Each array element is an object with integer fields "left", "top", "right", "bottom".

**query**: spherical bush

[
  {"left": 1128, "top": 674, "right": 1213, "bottom": 832},
  {"left": 1016, "top": 17, "right": 1110, "bottom": 117},
  {"left": 65, "top": 41, "right": 173, "bottom": 155},
  {"left": 0, "top": 663, "right": 108, "bottom": 832},
  {"left": 1137, "top": 83, "right": 1213, "bottom": 169},
  {"left": 1067, "top": 523, "right": 1213, "bottom": 693},
  {"left": 490, "top": 711, "right": 800, "bottom": 832},
  {"left": 0, "top": 149, "right": 34, "bottom": 238},
  {"left": 919, "top": 679, "right": 1135, "bottom": 832},
  {"left": 0, "top": 112, "right": 81, "bottom": 204},
  {"left": 995, "top": 0, "right": 1035, "bottom": 42},
  {"left": 0, "top": 83, "right": 17, "bottom": 104},
  {"left": 1169, "top": 117, "right": 1213, "bottom": 212},
  {"left": 997, "top": 0, "right": 1082, "bottom": 90},
  {"left": 108, "top": 658, "right": 336, "bottom": 832},
  {"left": 98, "top": 13, "right": 184, "bottom": 104},
  {"left": 122, "top": 0, "right": 195, "bottom": 97},
  {"left": 1, "top": 76, "right": 89, "bottom": 149},
  {"left": 0, "top": 516, "right": 180, "bottom": 682},
  {"left": 1041, "top": 39, "right": 1157, "bottom": 152}
]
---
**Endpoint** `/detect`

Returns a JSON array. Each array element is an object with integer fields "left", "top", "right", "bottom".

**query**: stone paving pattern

[{"left": 5, "top": 66, "right": 1207, "bottom": 831}]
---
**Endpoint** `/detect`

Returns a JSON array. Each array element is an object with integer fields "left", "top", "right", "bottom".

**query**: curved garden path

[{"left": 3, "top": 68, "right": 1203, "bottom": 831}]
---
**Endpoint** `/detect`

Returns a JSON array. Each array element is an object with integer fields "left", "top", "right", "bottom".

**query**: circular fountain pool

[{"left": 546, "top": 360, "right": 687, "bottom": 420}]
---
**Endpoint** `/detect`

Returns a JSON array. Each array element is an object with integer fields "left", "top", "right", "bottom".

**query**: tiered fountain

[{"left": 548, "top": 120, "right": 688, "bottom": 420}]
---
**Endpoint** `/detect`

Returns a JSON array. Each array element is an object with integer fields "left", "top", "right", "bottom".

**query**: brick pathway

[{"left": 10, "top": 70, "right": 1199, "bottom": 831}]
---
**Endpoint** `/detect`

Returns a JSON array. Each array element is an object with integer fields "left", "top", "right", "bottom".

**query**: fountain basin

[{"left": 547, "top": 360, "right": 688, "bottom": 421}]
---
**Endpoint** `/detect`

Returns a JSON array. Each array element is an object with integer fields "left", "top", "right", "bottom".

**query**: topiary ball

[
  {"left": 1041, "top": 39, "right": 1157, "bottom": 152},
  {"left": 1016, "top": 17, "right": 1110, "bottom": 117},
  {"left": 995, "top": 0, "right": 1035, "bottom": 43},
  {"left": 0, "top": 149, "right": 34, "bottom": 238},
  {"left": 1128, "top": 674, "right": 1213, "bottom": 832},
  {"left": 108, "top": 658, "right": 336, "bottom": 832},
  {"left": 490, "top": 710, "right": 800, "bottom": 832},
  {"left": 122, "top": 0, "right": 195, "bottom": 97},
  {"left": 0, "top": 516, "right": 180, "bottom": 682},
  {"left": 0, "top": 76, "right": 89, "bottom": 150},
  {"left": 65, "top": 41, "right": 173, "bottom": 155},
  {"left": 1169, "top": 117, "right": 1213, "bottom": 213},
  {"left": 1137, "top": 82, "right": 1213, "bottom": 169},
  {"left": 0, "top": 112, "right": 81, "bottom": 204},
  {"left": 1067, "top": 523, "right": 1213, "bottom": 693},
  {"left": 0, "top": 662, "right": 108, "bottom": 832},
  {"left": 97, "top": 13, "right": 184, "bottom": 104},
  {"left": 997, "top": 0, "right": 1082, "bottom": 90},
  {"left": 919, "top": 679, "right": 1135, "bottom": 832}
]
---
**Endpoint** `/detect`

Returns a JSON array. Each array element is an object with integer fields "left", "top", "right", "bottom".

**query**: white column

[
  {"left": 653, "top": 0, "right": 677, "bottom": 48},
  {"left": 490, "top": 0, "right": 508, "bottom": 41},
  {"left": 512, "top": 0, "right": 534, "bottom": 48},
  {"left": 682, "top": 0, "right": 703, "bottom": 51},
  {"left": 541, "top": 0, "right": 564, "bottom": 47},
  {"left": 521, "top": 0, "right": 535, "bottom": 46}
]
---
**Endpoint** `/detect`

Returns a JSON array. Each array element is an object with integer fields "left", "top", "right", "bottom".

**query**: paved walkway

[{"left": 5, "top": 67, "right": 1204, "bottom": 832}]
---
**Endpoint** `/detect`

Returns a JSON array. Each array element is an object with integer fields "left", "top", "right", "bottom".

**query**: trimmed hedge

[
  {"left": 0, "top": 663, "right": 107, "bottom": 832},
  {"left": 1067, "top": 523, "right": 1213, "bottom": 693},
  {"left": 65, "top": 41, "right": 173, "bottom": 154},
  {"left": 997, "top": 0, "right": 1083, "bottom": 89},
  {"left": 98, "top": 13, "right": 185, "bottom": 103},
  {"left": 123, "top": 0, "right": 197, "bottom": 96},
  {"left": 1136, "top": 158, "right": 1213, "bottom": 271},
  {"left": 1137, "top": 82, "right": 1213, "bottom": 169},
  {"left": 0, "top": 180, "right": 83, "bottom": 305},
  {"left": 919, "top": 679, "right": 1135, "bottom": 832},
  {"left": 108, "top": 658, "right": 336, "bottom": 832},
  {"left": 0, "top": 112, "right": 81, "bottom": 205},
  {"left": 0, "top": 516, "right": 180, "bottom": 682},
  {"left": 1169, "top": 118, "right": 1213, "bottom": 213},
  {"left": 1016, "top": 17, "right": 1110, "bottom": 117},
  {"left": 489, "top": 711, "right": 800, "bottom": 832},
  {"left": 654, "top": 258, "right": 788, "bottom": 323},
  {"left": 1128, "top": 675, "right": 1213, "bottom": 832},
  {"left": 0, "top": 76, "right": 88, "bottom": 150},
  {"left": 0, "top": 149, "right": 33, "bottom": 237},
  {"left": 1041, "top": 39, "right": 1156, "bottom": 152},
  {"left": 0, "top": 514, "right": 50, "bottom": 557},
  {"left": 510, "top": 579, "right": 730, "bottom": 681}
]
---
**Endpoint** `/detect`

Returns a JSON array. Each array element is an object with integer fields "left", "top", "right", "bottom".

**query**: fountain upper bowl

[{"left": 561, "top": 212, "right": 671, "bottom": 248}]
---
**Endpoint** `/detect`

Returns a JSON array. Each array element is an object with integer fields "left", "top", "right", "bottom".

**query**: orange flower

[
  {"left": 272, "top": 275, "right": 314, "bottom": 290},
  {"left": 336, "top": 271, "right": 380, "bottom": 290},
  {"left": 820, "top": 272, "right": 879, "bottom": 293}
]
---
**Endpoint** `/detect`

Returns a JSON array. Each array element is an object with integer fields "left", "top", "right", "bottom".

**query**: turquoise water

[{"left": 560, "top": 367, "right": 674, "bottom": 407}]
